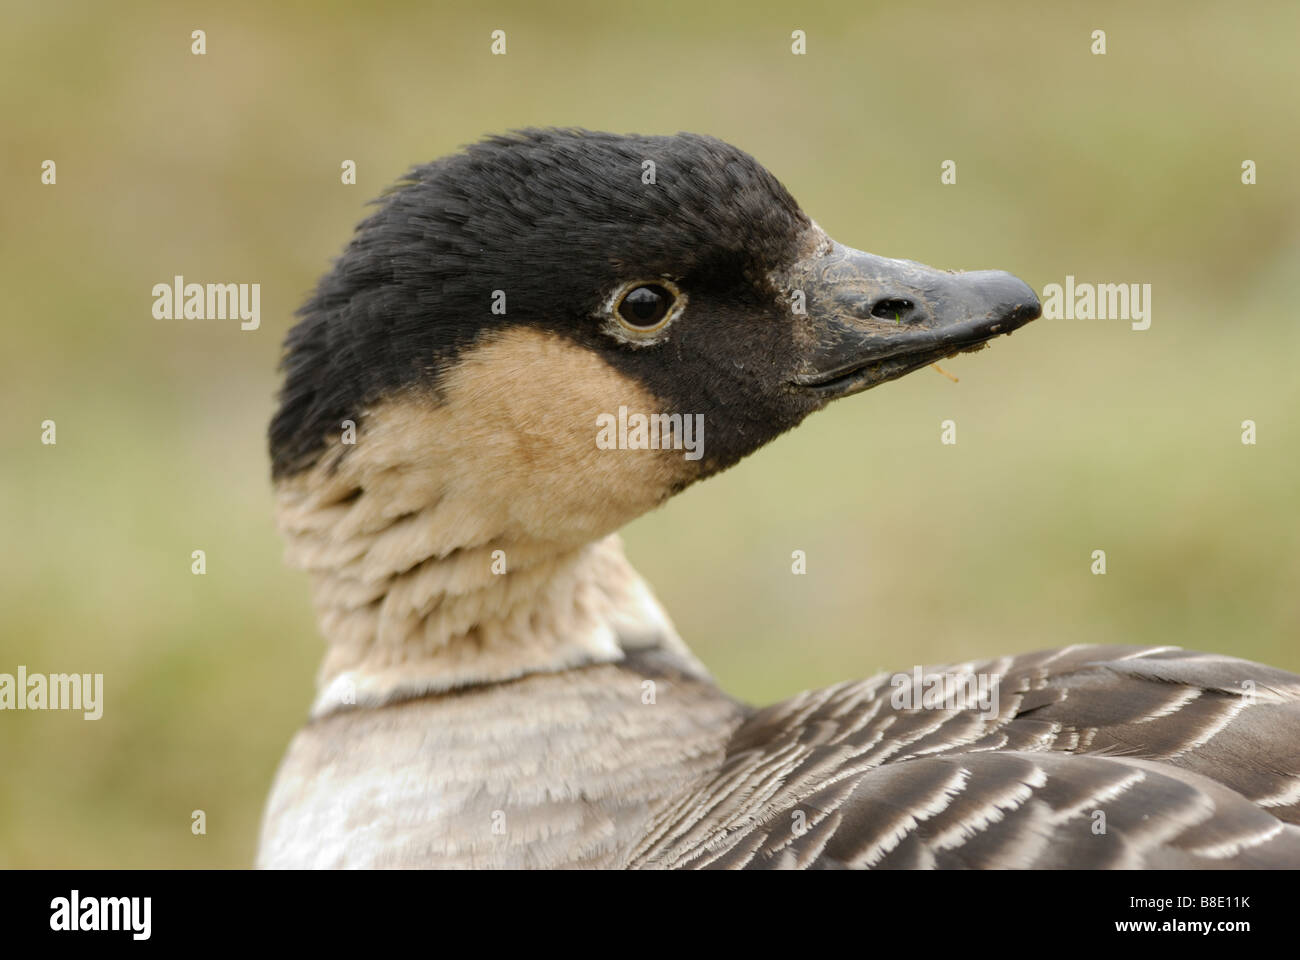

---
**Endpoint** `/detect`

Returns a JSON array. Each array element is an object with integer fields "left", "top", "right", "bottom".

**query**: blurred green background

[{"left": 2, "top": 0, "right": 1297, "bottom": 867}]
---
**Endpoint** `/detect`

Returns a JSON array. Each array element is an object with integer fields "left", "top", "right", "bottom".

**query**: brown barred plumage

[{"left": 630, "top": 644, "right": 1300, "bottom": 869}]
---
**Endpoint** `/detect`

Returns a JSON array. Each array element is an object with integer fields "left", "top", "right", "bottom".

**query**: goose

[{"left": 258, "top": 128, "right": 1300, "bottom": 869}]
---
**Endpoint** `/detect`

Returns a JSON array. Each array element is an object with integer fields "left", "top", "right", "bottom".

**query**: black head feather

[{"left": 271, "top": 128, "right": 816, "bottom": 479}]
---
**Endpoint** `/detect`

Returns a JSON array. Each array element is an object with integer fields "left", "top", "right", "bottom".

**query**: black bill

[{"left": 788, "top": 240, "right": 1040, "bottom": 399}]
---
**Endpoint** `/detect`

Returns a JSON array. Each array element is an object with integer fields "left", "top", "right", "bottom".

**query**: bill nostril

[{"left": 871, "top": 297, "right": 915, "bottom": 321}]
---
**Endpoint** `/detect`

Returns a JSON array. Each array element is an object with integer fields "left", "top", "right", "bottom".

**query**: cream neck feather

[{"left": 273, "top": 334, "right": 708, "bottom": 718}]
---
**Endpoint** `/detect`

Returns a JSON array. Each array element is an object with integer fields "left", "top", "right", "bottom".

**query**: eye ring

[
  {"left": 617, "top": 284, "right": 673, "bottom": 329},
  {"left": 610, "top": 280, "right": 684, "bottom": 337}
]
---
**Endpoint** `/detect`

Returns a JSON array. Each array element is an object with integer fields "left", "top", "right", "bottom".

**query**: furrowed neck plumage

[{"left": 274, "top": 329, "right": 709, "bottom": 718}]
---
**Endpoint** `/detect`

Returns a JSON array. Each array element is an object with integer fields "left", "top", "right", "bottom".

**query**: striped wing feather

[{"left": 630, "top": 645, "right": 1300, "bottom": 869}]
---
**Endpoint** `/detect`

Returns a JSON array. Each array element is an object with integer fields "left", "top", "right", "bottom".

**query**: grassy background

[{"left": 1, "top": 0, "right": 1297, "bottom": 866}]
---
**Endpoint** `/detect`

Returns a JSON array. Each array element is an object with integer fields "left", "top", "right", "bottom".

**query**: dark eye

[{"left": 617, "top": 284, "right": 674, "bottom": 329}]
